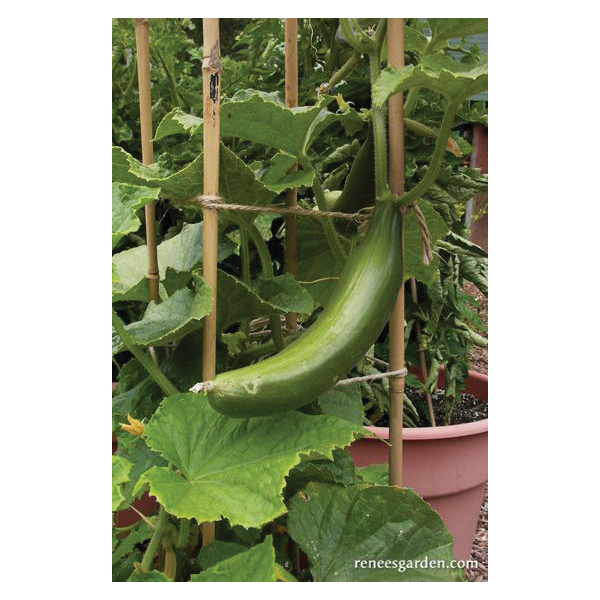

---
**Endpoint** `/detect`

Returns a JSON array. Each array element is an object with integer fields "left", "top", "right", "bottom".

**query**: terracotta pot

[
  {"left": 348, "top": 368, "right": 488, "bottom": 562},
  {"left": 112, "top": 382, "right": 158, "bottom": 527}
]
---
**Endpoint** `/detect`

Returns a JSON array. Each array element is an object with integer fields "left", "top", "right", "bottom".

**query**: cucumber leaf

[
  {"left": 112, "top": 223, "right": 234, "bottom": 302},
  {"left": 114, "top": 433, "right": 167, "bottom": 503},
  {"left": 426, "top": 18, "right": 488, "bottom": 54},
  {"left": 221, "top": 91, "right": 363, "bottom": 158},
  {"left": 112, "top": 455, "right": 133, "bottom": 511},
  {"left": 373, "top": 55, "right": 488, "bottom": 106},
  {"left": 318, "top": 383, "right": 364, "bottom": 426},
  {"left": 285, "top": 448, "right": 362, "bottom": 498},
  {"left": 154, "top": 107, "right": 202, "bottom": 140},
  {"left": 122, "top": 272, "right": 211, "bottom": 347},
  {"left": 357, "top": 463, "right": 389, "bottom": 485},
  {"left": 112, "top": 144, "right": 275, "bottom": 208},
  {"left": 253, "top": 274, "right": 314, "bottom": 315},
  {"left": 112, "top": 183, "right": 160, "bottom": 250},
  {"left": 403, "top": 199, "right": 449, "bottom": 285},
  {"left": 295, "top": 217, "right": 344, "bottom": 307},
  {"left": 191, "top": 536, "right": 277, "bottom": 582},
  {"left": 135, "top": 393, "right": 361, "bottom": 527},
  {"left": 287, "top": 482, "right": 464, "bottom": 581},
  {"left": 197, "top": 540, "right": 248, "bottom": 570},
  {"left": 258, "top": 152, "right": 315, "bottom": 193}
]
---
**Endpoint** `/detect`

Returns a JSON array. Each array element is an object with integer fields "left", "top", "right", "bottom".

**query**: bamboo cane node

[
  {"left": 134, "top": 18, "right": 149, "bottom": 25},
  {"left": 145, "top": 272, "right": 160, "bottom": 280},
  {"left": 202, "top": 46, "right": 222, "bottom": 73}
]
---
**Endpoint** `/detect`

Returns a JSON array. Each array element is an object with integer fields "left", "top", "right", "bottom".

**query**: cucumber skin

[{"left": 207, "top": 200, "right": 403, "bottom": 418}]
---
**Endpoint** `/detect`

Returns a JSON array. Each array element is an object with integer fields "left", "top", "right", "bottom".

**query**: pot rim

[{"left": 365, "top": 370, "right": 488, "bottom": 441}]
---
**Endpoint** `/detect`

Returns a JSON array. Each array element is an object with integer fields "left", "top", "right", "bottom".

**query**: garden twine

[{"left": 196, "top": 194, "right": 432, "bottom": 265}]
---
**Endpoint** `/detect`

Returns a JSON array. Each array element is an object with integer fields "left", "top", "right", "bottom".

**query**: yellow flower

[{"left": 120, "top": 414, "right": 144, "bottom": 436}]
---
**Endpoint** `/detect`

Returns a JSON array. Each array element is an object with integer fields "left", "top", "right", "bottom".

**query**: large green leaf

[
  {"left": 112, "top": 183, "right": 160, "bottom": 249},
  {"left": 295, "top": 217, "right": 344, "bottom": 307},
  {"left": 114, "top": 434, "right": 167, "bottom": 503},
  {"left": 357, "top": 464, "right": 389, "bottom": 486},
  {"left": 112, "top": 144, "right": 275, "bottom": 208},
  {"left": 287, "top": 482, "right": 464, "bottom": 581},
  {"left": 426, "top": 18, "right": 488, "bottom": 53},
  {"left": 112, "top": 222, "right": 201, "bottom": 301},
  {"left": 197, "top": 540, "right": 248, "bottom": 570},
  {"left": 112, "top": 455, "right": 133, "bottom": 511},
  {"left": 253, "top": 274, "right": 314, "bottom": 315},
  {"left": 112, "top": 358, "right": 163, "bottom": 425},
  {"left": 123, "top": 272, "right": 211, "bottom": 347},
  {"left": 259, "top": 152, "right": 315, "bottom": 192},
  {"left": 373, "top": 56, "right": 488, "bottom": 106},
  {"left": 403, "top": 24, "right": 428, "bottom": 54},
  {"left": 213, "top": 270, "right": 313, "bottom": 331},
  {"left": 403, "top": 199, "right": 449, "bottom": 285},
  {"left": 215, "top": 269, "right": 274, "bottom": 332},
  {"left": 154, "top": 107, "right": 202, "bottom": 140},
  {"left": 191, "top": 536, "right": 278, "bottom": 582},
  {"left": 221, "top": 91, "right": 363, "bottom": 157},
  {"left": 318, "top": 383, "right": 364, "bottom": 426},
  {"left": 136, "top": 393, "right": 361, "bottom": 528},
  {"left": 112, "top": 521, "right": 152, "bottom": 566},
  {"left": 112, "top": 223, "right": 234, "bottom": 302},
  {"left": 285, "top": 448, "right": 362, "bottom": 498}
]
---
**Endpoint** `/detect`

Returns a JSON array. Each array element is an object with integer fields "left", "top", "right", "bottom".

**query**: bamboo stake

[
  {"left": 200, "top": 17, "right": 221, "bottom": 548},
  {"left": 284, "top": 18, "right": 299, "bottom": 333},
  {"left": 387, "top": 18, "right": 405, "bottom": 488},
  {"left": 284, "top": 18, "right": 301, "bottom": 574},
  {"left": 134, "top": 19, "right": 160, "bottom": 303},
  {"left": 410, "top": 278, "right": 437, "bottom": 426}
]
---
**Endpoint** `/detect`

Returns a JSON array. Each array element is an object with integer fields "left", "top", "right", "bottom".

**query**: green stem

[
  {"left": 141, "top": 505, "right": 168, "bottom": 572},
  {"left": 233, "top": 329, "right": 303, "bottom": 367},
  {"left": 301, "top": 164, "right": 348, "bottom": 264},
  {"left": 112, "top": 309, "right": 179, "bottom": 396},
  {"left": 122, "top": 55, "right": 138, "bottom": 99},
  {"left": 239, "top": 227, "right": 251, "bottom": 339},
  {"left": 339, "top": 19, "right": 373, "bottom": 54},
  {"left": 403, "top": 88, "right": 420, "bottom": 117},
  {"left": 396, "top": 99, "right": 461, "bottom": 207},
  {"left": 176, "top": 518, "right": 190, "bottom": 549},
  {"left": 327, "top": 52, "right": 359, "bottom": 90},
  {"left": 404, "top": 117, "right": 439, "bottom": 140},
  {"left": 368, "top": 50, "right": 388, "bottom": 198},
  {"left": 233, "top": 218, "right": 286, "bottom": 352},
  {"left": 152, "top": 46, "right": 179, "bottom": 108}
]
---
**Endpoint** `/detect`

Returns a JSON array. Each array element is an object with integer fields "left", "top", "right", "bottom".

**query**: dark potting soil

[{"left": 374, "top": 386, "right": 487, "bottom": 428}]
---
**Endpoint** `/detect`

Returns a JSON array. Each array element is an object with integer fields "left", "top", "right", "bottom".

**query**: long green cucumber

[{"left": 202, "top": 200, "right": 403, "bottom": 418}]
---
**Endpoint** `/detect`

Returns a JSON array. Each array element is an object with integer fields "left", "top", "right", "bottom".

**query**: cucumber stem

[
  {"left": 239, "top": 227, "right": 251, "bottom": 339},
  {"left": 176, "top": 518, "right": 190, "bottom": 549},
  {"left": 301, "top": 163, "right": 348, "bottom": 264},
  {"left": 141, "top": 505, "right": 168, "bottom": 572},
  {"left": 369, "top": 50, "right": 389, "bottom": 198},
  {"left": 112, "top": 309, "right": 179, "bottom": 397},
  {"left": 233, "top": 217, "right": 286, "bottom": 351},
  {"left": 396, "top": 99, "right": 461, "bottom": 207}
]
